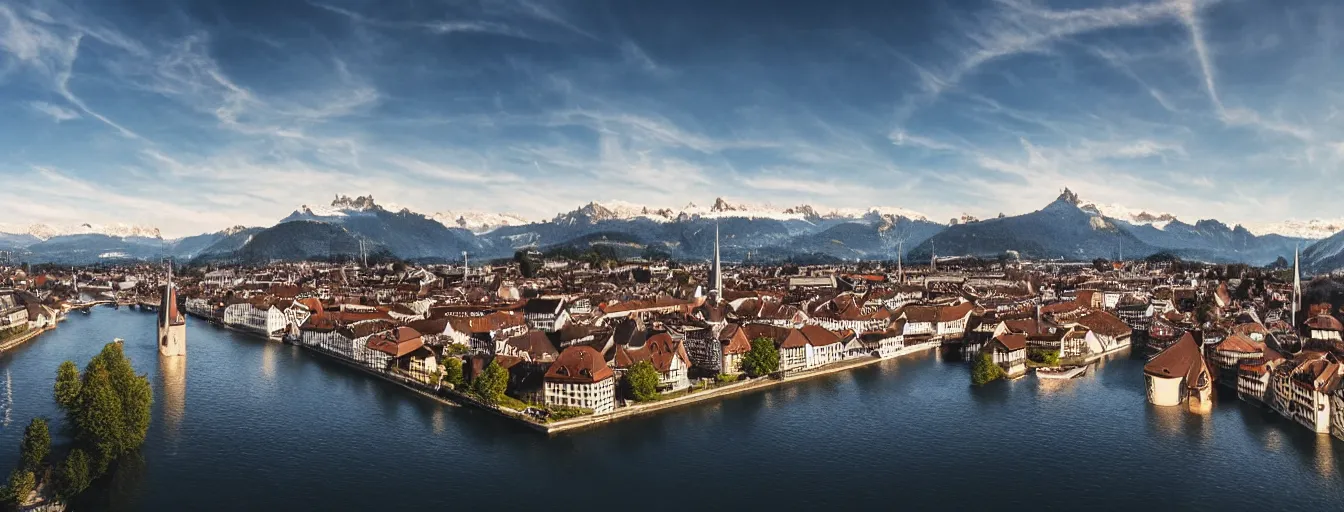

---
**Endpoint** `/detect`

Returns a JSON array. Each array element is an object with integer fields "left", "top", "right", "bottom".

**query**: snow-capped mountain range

[
  {"left": 6, "top": 191, "right": 1344, "bottom": 269},
  {"left": 0, "top": 222, "right": 162, "bottom": 241},
  {"left": 5, "top": 193, "right": 1342, "bottom": 241},
  {"left": 431, "top": 211, "right": 531, "bottom": 234},
  {"left": 548, "top": 198, "right": 932, "bottom": 226}
]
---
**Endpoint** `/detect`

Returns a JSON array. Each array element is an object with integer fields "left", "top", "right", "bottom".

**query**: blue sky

[{"left": 1, "top": 0, "right": 1342, "bottom": 237}]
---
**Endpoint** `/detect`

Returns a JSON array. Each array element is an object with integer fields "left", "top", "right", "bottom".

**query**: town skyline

[{"left": 5, "top": 0, "right": 1344, "bottom": 236}]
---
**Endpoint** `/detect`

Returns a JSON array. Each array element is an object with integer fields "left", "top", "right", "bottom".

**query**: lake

[{"left": 0, "top": 308, "right": 1340, "bottom": 510}]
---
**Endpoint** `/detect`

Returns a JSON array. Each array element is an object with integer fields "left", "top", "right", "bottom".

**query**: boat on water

[{"left": 1035, "top": 366, "right": 1087, "bottom": 380}]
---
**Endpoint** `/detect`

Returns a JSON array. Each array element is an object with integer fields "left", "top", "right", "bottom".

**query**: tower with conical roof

[
  {"left": 711, "top": 222, "right": 723, "bottom": 297},
  {"left": 158, "top": 260, "right": 187, "bottom": 357}
]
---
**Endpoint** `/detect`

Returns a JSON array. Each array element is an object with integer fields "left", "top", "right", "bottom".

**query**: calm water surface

[{"left": 0, "top": 308, "right": 1340, "bottom": 511}]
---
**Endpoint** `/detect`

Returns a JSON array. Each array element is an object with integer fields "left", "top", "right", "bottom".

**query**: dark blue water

[{"left": 0, "top": 308, "right": 1340, "bottom": 510}]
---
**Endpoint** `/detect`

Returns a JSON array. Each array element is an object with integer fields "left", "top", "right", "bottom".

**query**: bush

[
  {"left": 547, "top": 406, "right": 593, "bottom": 421},
  {"left": 741, "top": 337, "right": 780, "bottom": 377},
  {"left": 715, "top": 374, "right": 740, "bottom": 384},
  {"left": 971, "top": 352, "right": 1006, "bottom": 386},
  {"left": 625, "top": 361, "right": 661, "bottom": 402},
  {"left": 1028, "top": 349, "right": 1060, "bottom": 367}
]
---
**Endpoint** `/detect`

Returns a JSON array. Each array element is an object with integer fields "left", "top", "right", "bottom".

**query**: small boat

[{"left": 1035, "top": 366, "right": 1087, "bottom": 380}]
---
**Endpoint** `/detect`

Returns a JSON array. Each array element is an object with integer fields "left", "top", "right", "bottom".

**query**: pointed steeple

[
  {"left": 1293, "top": 244, "right": 1301, "bottom": 327},
  {"left": 712, "top": 222, "right": 722, "bottom": 294}
]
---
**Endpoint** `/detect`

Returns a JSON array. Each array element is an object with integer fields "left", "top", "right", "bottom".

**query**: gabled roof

[
  {"left": 899, "top": 306, "right": 939, "bottom": 323},
  {"left": 1076, "top": 310, "right": 1132, "bottom": 338},
  {"left": 546, "top": 346, "right": 614, "bottom": 384},
  {"left": 781, "top": 325, "right": 843, "bottom": 349},
  {"left": 1214, "top": 333, "right": 1264, "bottom": 354},
  {"left": 1144, "top": 333, "right": 1209, "bottom": 386},
  {"left": 366, "top": 327, "right": 424, "bottom": 358},
  {"left": 938, "top": 302, "right": 975, "bottom": 323},
  {"left": 505, "top": 330, "right": 560, "bottom": 362},
  {"left": 718, "top": 324, "right": 752, "bottom": 355},
  {"left": 614, "top": 332, "right": 689, "bottom": 373},
  {"left": 988, "top": 333, "right": 1027, "bottom": 352}
]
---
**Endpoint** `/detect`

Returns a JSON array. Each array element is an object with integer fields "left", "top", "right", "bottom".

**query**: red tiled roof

[
  {"left": 1076, "top": 310, "right": 1132, "bottom": 338},
  {"left": 545, "top": 346, "right": 614, "bottom": 384},
  {"left": 990, "top": 333, "right": 1027, "bottom": 352},
  {"left": 1144, "top": 333, "right": 1209, "bottom": 385},
  {"left": 366, "top": 327, "right": 424, "bottom": 357},
  {"left": 719, "top": 324, "right": 752, "bottom": 355},
  {"left": 614, "top": 332, "right": 689, "bottom": 373},
  {"left": 1214, "top": 333, "right": 1264, "bottom": 354}
]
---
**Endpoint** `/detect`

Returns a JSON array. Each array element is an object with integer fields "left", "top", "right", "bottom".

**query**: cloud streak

[{"left": 2, "top": 0, "right": 1344, "bottom": 238}]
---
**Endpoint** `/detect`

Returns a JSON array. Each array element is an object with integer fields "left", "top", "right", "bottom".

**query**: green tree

[
  {"left": 442, "top": 357, "right": 464, "bottom": 389},
  {"left": 2, "top": 469, "right": 34, "bottom": 505},
  {"left": 54, "top": 361, "right": 81, "bottom": 412},
  {"left": 69, "top": 343, "right": 153, "bottom": 475},
  {"left": 741, "top": 337, "right": 780, "bottom": 377},
  {"left": 18, "top": 418, "right": 49, "bottom": 472},
  {"left": 972, "top": 352, "right": 1006, "bottom": 386},
  {"left": 624, "top": 360, "right": 661, "bottom": 402},
  {"left": 56, "top": 449, "right": 91, "bottom": 499},
  {"left": 471, "top": 360, "right": 508, "bottom": 406}
]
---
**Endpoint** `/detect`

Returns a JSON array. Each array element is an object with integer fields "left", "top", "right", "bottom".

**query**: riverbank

[
  {"left": 191, "top": 311, "right": 955, "bottom": 435},
  {"left": 543, "top": 347, "right": 937, "bottom": 434},
  {"left": 0, "top": 325, "right": 55, "bottom": 353}
]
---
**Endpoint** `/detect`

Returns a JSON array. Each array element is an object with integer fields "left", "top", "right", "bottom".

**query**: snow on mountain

[
  {"left": 1075, "top": 199, "right": 1178, "bottom": 230},
  {"left": 0, "top": 222, "right": 162, "bottom": 241},
  {"left": 549, "top": 198, "right": 935, "bottom": 225},
  {"left": 285, "top": 195, "right": 384, "bottom": 222},
  {"left": 431, "top": 211, "right": 531, "bottom": 234},
  {"left": 551, "top": 201, "right": 678, "bottom": 225},
  {"left": 1243, "top": 219, "right": 1344, "bottom": 240}
]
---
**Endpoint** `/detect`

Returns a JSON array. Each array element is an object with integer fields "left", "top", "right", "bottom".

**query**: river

[{"left": 0, "top": 308, "right": 1340, "bottom": 510}]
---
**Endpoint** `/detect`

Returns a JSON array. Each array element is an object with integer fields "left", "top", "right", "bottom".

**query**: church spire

[
  {"left": 712, "top": 221, "right": 722, "bottom": 295},
  {"left": 1293, "top": 244, "right": 1301, "bottom": 327}
]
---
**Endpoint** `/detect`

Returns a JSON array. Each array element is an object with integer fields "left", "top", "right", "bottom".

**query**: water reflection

[
  {"left": 431, "top": 406, "right": 446, "bottom": 435},
  {"left": 158, "top": 355, "right": 186, "bottom": 445},
  {"left": 1314, "top": 434, "right": 1336, "bottom": 478},
  {"left": 260, "top": 341, "right": 278, "bottom": 381},
  {"left": 1035, "top": 376, "right": 1081, "bottom": 399},
  {"left": 1146, "top": 403, "right": 1185, "bottom": 438}
]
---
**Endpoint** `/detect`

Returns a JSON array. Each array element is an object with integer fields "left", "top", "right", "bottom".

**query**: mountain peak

[
  {"left": 1056, "top": 188, "right": 1081, "bottom": 206},
  {"left": 331, "top": 195, "right": 379, "bottom": 211}
]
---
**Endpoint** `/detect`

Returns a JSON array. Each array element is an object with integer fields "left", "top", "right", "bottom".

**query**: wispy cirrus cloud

[
  {"left": 3, "top": 0, "right": 1344, "bottom": 237},
  {"left": 28, "top": 100, "right": 79, "bottom": 121}
]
